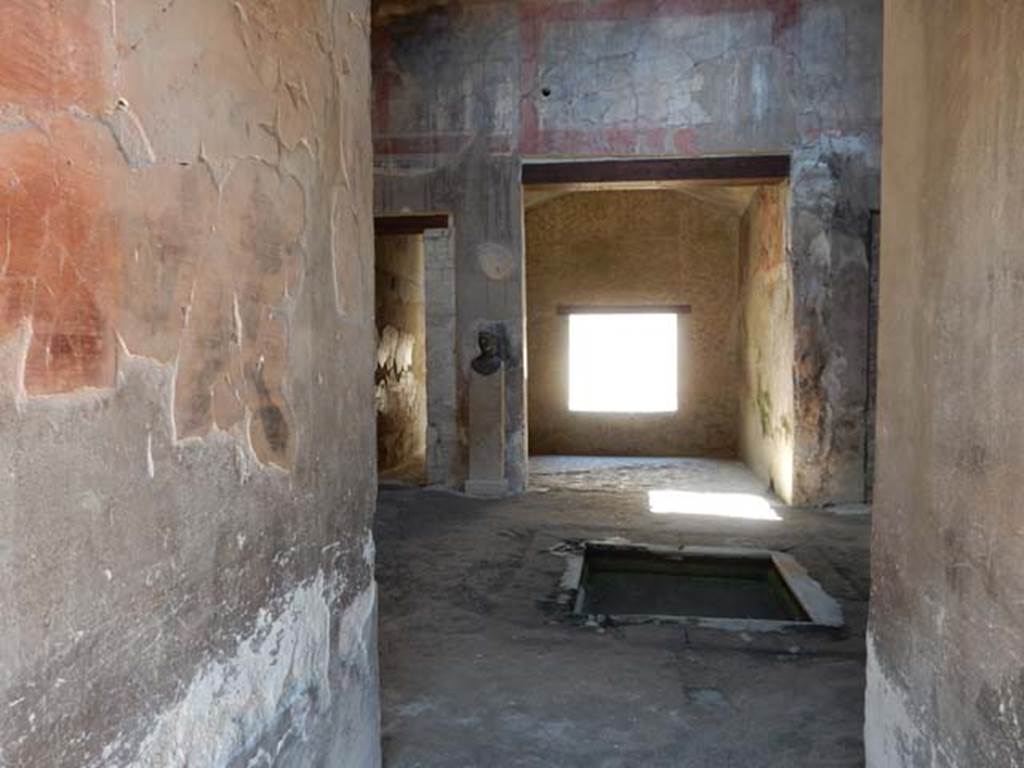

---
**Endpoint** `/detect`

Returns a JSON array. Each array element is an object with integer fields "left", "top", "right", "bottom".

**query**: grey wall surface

[
  {"left": 423, "top": 228, "right": 459, "bottom": 486},
  {"left": 375, "top": 234, "right": 428, "bottom": 481},
  {"left": 373, "top": 0, "right": 881, "bottom": 504},
  {"left": 526, "top": 190, "right": 740, "bottom": 458},
  {"left": 737, "top": 185, "right": 795, "bottom": 502},
  {"left": 0, "top": 2, "right": 381, "bottom": 766},
  {"left": 866, "top": 1, "right": 1024, "bottom": 765}
]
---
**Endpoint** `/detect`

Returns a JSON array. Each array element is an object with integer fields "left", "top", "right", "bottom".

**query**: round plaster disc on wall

[{"left": 477, "top": 242, "right": 516, "bottom": 281}]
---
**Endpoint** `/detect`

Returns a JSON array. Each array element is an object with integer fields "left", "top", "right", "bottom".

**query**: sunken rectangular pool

[{"left": 562, "top": 541, "right": 844, "bottom": 631}]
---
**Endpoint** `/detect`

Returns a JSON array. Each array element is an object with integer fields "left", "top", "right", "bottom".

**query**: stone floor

[{"left": 376, "top": 457, "right": 871, "bottom": 767}]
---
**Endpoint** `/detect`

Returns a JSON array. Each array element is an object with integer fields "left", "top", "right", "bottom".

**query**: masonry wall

[
  {"left": 373, "top": 0, "right": 881, "bottom": 504},
  {"left": 737, "top": 185, "right": 795, "bottom": 502},
  {"left": 865, "top": 2, "right": 1024, "bottom": 765},
  {"left": 422, "top": 229, "right": 459, "bottom": 486},
  {"left": 526, "top": 190, "right": 739, "bottom": 458},
  {"left": 375, "top": 234, "right": 428, "bottom": 481},
  {"left": 0, "top": 3, "right": 380, "bottom": 766}
]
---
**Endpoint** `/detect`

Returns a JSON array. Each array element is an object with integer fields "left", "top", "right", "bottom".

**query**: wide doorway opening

[
  {"left": 523, "top": 158, "right": 795, "bottom": 502},
  {"left": 373, "top": 215, "right": 457, "bottom": 488}
]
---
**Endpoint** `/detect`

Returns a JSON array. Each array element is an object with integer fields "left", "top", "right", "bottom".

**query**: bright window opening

[{"left": 568, "top": 313, "right": 678, "bottom": 413}]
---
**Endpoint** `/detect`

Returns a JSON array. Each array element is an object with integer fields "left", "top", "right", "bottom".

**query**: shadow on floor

[{"left": 376, "top": 458, "right": 870, "bottom": 768}]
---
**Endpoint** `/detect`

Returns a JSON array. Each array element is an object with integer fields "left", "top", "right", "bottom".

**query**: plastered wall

[
  {"left": 866, "top": 2, "right": 1024, "bottom": 765},
  {"left": 737, "top": 185, "right": 795, "bottom": 502},
  {"left": 372, "top": 0, "right": 882, "bottom": 504},
  {"left": 526, "top": 190, "right": 739, "bottom": 458},
  {"left": 0, "top": 2, "right": 381, "bottom": 766}
]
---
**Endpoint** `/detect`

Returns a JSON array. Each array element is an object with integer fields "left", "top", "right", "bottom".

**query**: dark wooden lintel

[
  {"left": 374, "top": 214, "right": 449, "bottom": 235},
  {"left": 556, "top": 304, "right": 693, "bottom": 315},
  {"left": 522, "top": 155, "right": 790, "bottom": 186}
]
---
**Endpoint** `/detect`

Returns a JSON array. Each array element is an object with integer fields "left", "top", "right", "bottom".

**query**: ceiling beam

[
  {"left": 374, "top": 214, "right": 450, "bottom": 235},
  {"left": 522, "top": 155, "right": 790, "bottom": 187}
]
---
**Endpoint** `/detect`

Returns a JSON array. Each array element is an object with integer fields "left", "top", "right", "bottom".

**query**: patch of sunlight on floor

[{"left": 647, "top": 490, "right": 782, "bottom": 521}]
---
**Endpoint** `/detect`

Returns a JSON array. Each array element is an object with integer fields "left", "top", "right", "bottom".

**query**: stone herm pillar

[{"left": 465, "top": 327, "right": 507, "bottom": 497}]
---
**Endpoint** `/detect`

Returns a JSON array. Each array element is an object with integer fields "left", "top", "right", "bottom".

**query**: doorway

[
  {"left": 521, "top": 157, "right": 793, "bottom": 501},
  {"left": 374, "top": 215, "right": 456, "bottom": 486},
  {"left": 375, "top": 231, "right": 428, "bottom": 483}
]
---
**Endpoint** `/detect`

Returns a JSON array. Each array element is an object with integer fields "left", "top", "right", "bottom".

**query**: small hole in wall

[{"left": 541, "top": 87, "right": 552, "bottom": 98}]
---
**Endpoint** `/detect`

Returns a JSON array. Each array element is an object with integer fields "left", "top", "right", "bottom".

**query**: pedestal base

[{"left": 466, "top": 366, "right": 506, "bottom": 497}]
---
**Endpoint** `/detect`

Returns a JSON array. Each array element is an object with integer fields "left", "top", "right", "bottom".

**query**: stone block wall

[{"left": 423, "top": 228, "right": 458, "bottom": 486}]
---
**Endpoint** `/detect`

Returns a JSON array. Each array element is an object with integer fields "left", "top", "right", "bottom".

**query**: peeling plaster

[
  {"left": 0, "top": 321, "right": 30, "bottom": 408},
  {"left": 864, "top": 635, "right": 947, "bottom": 768},
  {"left": 98, "top": 578, "right": 377, "bottom": 768},
  {"left": 868, "top": 4, "right": 1024, "bottom": 766},
  {"left": 103, "top": 99, "right": 157, "bottom": 168},
  {"left": 2, "top": 1, "right": 379, "bottom": 765}
]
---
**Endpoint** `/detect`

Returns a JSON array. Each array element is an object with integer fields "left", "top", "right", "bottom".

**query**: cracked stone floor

[{"left": 376, "top": 457, "right": 871, "bottom": 768}]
